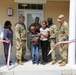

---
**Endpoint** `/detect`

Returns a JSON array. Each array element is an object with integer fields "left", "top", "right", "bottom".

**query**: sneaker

[
  {"left": 37, "top": 62, "right": 39, "bottom": 65},
  {"left": 9, "top": 61, "right": 12, "bottom": 66},
  {"left": 40, "top": 61, "right": 44, "bottom": 64},
  {"left": 32, "top": 62, "right": 35, "bottom": 64},
  {"left": 42, "top": 62, "right": 47, "bottom": 65},
  {"left": 10, "top": 61, "right": 12, "bottom": 63}
]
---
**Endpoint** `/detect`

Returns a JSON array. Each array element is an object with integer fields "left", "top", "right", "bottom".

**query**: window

[
  {"left": 18, "top": 4, "right": 25, "bottom": 9},
  {"left": 18, "top": 4, "right": 43, "bottom": 10},
  {"left": 25, "top": 4, "right": 30, "bottom": 9},
  {"left": 31, "top": 4, "right": 36, "bottom": 9},
  {"left": 37, "top": 4, "right": 43, "bottom": 10}
]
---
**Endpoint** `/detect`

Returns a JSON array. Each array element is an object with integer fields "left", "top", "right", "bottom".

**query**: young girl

[
  {"left": 38, "top": 21, "right": 49, "bottom": 65},
  {"left": 29, "top": 25, "right": 39, "bottom": 64}
]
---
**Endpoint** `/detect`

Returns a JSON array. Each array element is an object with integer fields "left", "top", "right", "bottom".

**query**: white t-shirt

[{"left": 40, "top": 27, "right": 49, "bottom": 41}]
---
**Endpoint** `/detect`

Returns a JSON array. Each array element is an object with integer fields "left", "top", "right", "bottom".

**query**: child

[
  {"left": 29, "top": 25, "right": 39, "bottom": 64},
  {"left": 38, "top": 21, "right": 50, "bottom": 65}
]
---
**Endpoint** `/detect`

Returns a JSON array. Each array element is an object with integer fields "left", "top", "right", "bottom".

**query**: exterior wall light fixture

[{"left": 8, "top": 8, "right": 13, "bottom": 16}]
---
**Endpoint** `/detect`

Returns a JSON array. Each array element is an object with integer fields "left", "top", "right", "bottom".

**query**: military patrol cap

[
  {"left": 19, "top": 15, "right": 25, "bottom": 20},
  {"left": 35, "top": 17, "right": 39, "bottom": 20},
  {"left": 57, "top": 14, "right": 64, "bottom": 21},
  {"left": 47, "top": 17, "right": 53, "bottom": 21}
]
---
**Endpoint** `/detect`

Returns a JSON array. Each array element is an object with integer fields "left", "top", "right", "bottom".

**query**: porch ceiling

[
  {"left": 14, "top": 0, "right": 69, "bottom": 4},
  {"left": 47, "top": 0, "right": 69, "bottom": 1},
  {"left": 14, "top": 0, "right": 46, "bottom": 4}
]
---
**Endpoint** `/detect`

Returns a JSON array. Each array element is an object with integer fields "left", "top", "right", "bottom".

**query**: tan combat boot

[
  {"left": 52, "top": 59, "right": 56, "bottom": 64},
  {"left": 60, "top": 59, "right": 66, "bottom": 66},
  {"left": 58, "top": 60, "right": 63, "bottom": 64},
  {"left": 17, "top": 59, "right": 23, "bottom": 65}
]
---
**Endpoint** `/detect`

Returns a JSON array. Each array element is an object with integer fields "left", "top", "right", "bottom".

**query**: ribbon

[
  {"left": 48, "top": 39, "right": 76, "bottom": 55},
  {"left": 7, "top": 43, "right": 11, "bottom": 69},
  {"left": 0, "top": 39, "right": 11, "bottom": 69},
  {"left": 0, "top": 39, "right": 8, "bottom": 43}
]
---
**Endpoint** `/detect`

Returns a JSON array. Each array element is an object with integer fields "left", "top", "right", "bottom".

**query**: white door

[{"left": 24, "top": 10, "right": 43, "bottom": 50}]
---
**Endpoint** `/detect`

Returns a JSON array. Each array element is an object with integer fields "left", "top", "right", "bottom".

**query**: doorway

[{"left": 18, "top": 10, "right": 43, "bottom": 50}]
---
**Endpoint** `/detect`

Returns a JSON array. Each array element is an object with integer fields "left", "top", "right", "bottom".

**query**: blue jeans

[{"left": 31, "top": 44, "right": 39, "bottom": 63}]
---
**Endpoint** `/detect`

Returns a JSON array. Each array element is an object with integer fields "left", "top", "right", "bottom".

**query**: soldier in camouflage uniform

[
  {"left": 47, "top": 17, "right": 57, "bottom": 64},
  {"left": 15, "top": 15, "right": 27, "bottom": 65},
  {"left": 30, "top": 17, "right": 41, "bottom": 33},
  {"left": 57, "top": 14, "right": 69, "bottom": 66}
]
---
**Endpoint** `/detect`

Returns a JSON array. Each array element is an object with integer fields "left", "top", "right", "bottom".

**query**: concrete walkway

[
  {"left": 0, "top": 62, "right": 76, "bottom": 75},
  {"left": 0, "top": 50, "right": 76, "bottom": 75}
]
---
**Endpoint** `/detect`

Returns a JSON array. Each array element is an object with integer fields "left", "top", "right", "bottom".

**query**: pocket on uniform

[{"left": 16, "top": 44, "right": 21, "bottom": 50}]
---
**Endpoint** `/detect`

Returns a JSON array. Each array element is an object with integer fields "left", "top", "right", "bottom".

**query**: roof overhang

[{"left": 14, "top": 0, "right": 47, "bottom": 4}]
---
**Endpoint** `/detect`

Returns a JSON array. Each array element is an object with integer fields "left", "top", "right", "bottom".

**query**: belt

[{"left": 49, "top": 38, "right": 56, "bottom": 40}]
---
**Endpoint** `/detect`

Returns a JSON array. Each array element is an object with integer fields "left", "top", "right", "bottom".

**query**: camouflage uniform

[
  {"left": 49, "top": 24, "right": 57, "bottom": 60},
  {"left": 30, "top": 17, "right": 41, "bottom": 33},
  {"left": 58, "top": 21, "right": 69, "bottom": 60},
  {"left": 15, "top": 22, "right": 26, "bottom": 60},
  {"left": 47, "top": 17, "right": 56, "bottom": 63},
  {"left": 57, "top": 14, "right": 69, "bottom": 66}
]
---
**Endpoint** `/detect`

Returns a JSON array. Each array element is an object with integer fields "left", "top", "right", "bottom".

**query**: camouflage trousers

[
  {"left": 59, "top": 44, "right": 68, "bottom": 60},
  {"left": 16, "top": 40, "right": 26, "bottom": 60},
  {"left": 50, "top": 38, "right": 56, "bottom": 60}
]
